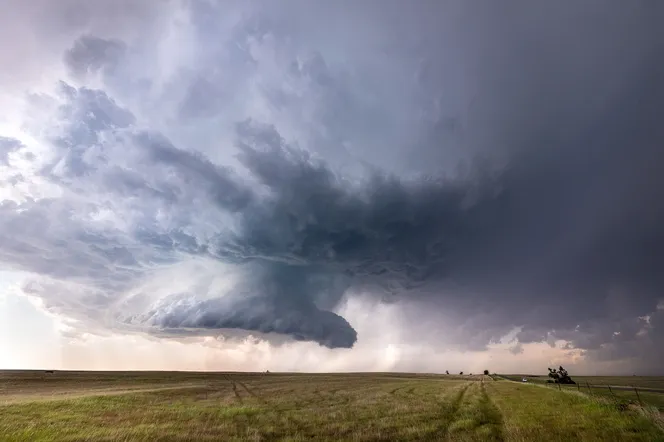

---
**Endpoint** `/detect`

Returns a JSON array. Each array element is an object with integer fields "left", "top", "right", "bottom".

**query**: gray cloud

[
  {"left": 1, "top": 1, "right": 663, "bottom": 366},
  {"left": 64, "top": 35, "right": 126, "bottom": 80},
  {"left": 509, "top": 343, "right": 524, "bottom": 356},
  {"left": 0, "top": 137, "right": 22, "bottom": 165},
  {"left": 135, "top": 264, "right": 357, "bottom": 349}
]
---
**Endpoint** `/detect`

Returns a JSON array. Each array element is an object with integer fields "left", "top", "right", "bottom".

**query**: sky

[{"left": 0, "top": 0, "right": 663, "bottom": 375}]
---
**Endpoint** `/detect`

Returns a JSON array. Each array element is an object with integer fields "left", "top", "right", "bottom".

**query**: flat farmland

[{"left": 0, "top": 371, "right": 662, "bottom": 441}]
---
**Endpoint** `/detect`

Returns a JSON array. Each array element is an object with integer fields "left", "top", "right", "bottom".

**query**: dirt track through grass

[{"left": 0, "top": 371, "right": 662, "bottom": 441}]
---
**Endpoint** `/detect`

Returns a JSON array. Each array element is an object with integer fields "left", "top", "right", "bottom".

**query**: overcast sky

[{"left": 1, "top": 0, "right": 663, "bottom": 375}]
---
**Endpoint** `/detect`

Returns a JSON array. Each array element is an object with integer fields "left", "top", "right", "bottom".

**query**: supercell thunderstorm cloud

[{"left": 1, "top": 0, "right": 663, "bottom": 373}]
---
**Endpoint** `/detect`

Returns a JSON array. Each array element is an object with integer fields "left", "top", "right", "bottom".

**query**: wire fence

[
  {"left": 548, "top": 381, "right": 645, "bottom": 404},
  {"left": 498, "top": 375, "right": 664, "bottom": 411}
]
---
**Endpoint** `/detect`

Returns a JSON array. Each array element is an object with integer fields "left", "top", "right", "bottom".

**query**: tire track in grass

[
  {"left": 446, "top": 382, "right": 504, "bottom": 441},
  {"left": 223, "top": 376, "right": 265, "bottom": 404},
  {"left": 389, "top": 384, "right": 417, "bottom": 399},
  {"left": 427, "top": 382, "right": 471, "bottom": 438},
  {"left": 230, "top": 382, "right": 242, "bottom": 402},
  {"left": 225, "top": 376, "right": 311, "bottom": 438},
  {"left": 451, "top": 384, "right": 470, "bottom": 412},
  {"left": 224, "top": 375, "right": 253, "bottom": 405},
  {"left": 235, "top": 381, "right": 260, "bottom": 400},
  {"left": 477, "top": 382, "right": 506, "bottom": 441}
]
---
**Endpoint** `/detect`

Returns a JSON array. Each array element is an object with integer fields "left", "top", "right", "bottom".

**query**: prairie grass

[
  {"left": 0, "top": 371, "right": 661, "bottom": 441},
  {"left": 502, "top": 374, "right": 664, "bottom": 411},
  {"left": 487, "top": 381, "right": 663, "bottom": 442}
]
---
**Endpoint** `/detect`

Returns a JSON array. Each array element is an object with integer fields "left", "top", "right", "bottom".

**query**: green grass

[
  {"left": 540, "top": 382, "right": 664, "bottom": 412},
  {"left": 502, "top": 374, "right": 664, "bottom": 411},
  {"left": 488, "top": 381, "right": 663, "bottom": 441},
  {"left": 569, "top": 377, "right": 664, "bottom": 390},
  {"left": 0, "top": 371, "right": 662, "bottom": 441},
  {"left": 504, "top": 375, "right": 664, "bottom": 390}
]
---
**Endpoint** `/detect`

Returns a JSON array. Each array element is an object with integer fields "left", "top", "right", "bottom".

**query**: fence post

[
  {"left": 558, "top": 383, "right": 561, "bottom": 391},
  {"left": 586, "top": 381, "right": 593, "bottom": 396},
  {"left": 577, "top": 383, "right": 580, "bottom": 392},
  {"left": 633, "top": 386, "right": 642, "bottom": 406},
  {"left": 607, "top": 385, "right": 620, "bottom": 403}
]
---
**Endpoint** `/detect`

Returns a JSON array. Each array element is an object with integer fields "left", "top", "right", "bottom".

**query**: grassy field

[
  {"left": 502, "top": 374, "right": 664, "bottom": 411},
  {"left": 504, "top": 375, "right": 664, "bottom": 390},
  {"left": 0, "top": 370, "right": 662, "bottom": 441}
]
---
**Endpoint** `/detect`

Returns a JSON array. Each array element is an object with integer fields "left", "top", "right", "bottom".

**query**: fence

[
  {"left": 497, "top": 375, "right": 664, "bottom": 411},
  {"left": 539, "top": 380, "right": 664, "bottom": 411}
]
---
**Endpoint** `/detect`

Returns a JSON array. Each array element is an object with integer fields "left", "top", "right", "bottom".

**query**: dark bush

[{"left": 547, "top": 366, "right": 576, "bottom": 384}]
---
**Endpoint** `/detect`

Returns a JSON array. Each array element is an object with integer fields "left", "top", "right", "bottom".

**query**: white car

[{"left": 522, "top": 378, "right": 528, "bottom": 382}]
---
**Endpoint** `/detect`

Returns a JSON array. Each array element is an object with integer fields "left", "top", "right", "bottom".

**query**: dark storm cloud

[
  {"left": 122, "top": 99, "right": 664, "bottom": 351},
  {"left": 200, "top": 1, "right": 664, "bottom": 352},
  {"left": 2, "top": 1, "right": 664, "bottom": 363},
  {"left": 219, "top": 109, "right": 664, "bottom": 337},
  {"left": 135, "top": 131, "right": 255, "bottom": 213},
  {"left": 137, "top": 264, "right": 357, "bottom": 349}
]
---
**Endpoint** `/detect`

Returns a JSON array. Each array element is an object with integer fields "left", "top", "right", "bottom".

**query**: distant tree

[
  {"left": 547, "top": 366, "right": 575, "bottom": 384},
  {"left": 483, "top": 369, "right": 489, "bottom": 375},
  {"left": 459, "top": 371, "right": 464, "bottom": 375},
  {"left": 445, "top": 370, "right": 449, "bottom": 375}
]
